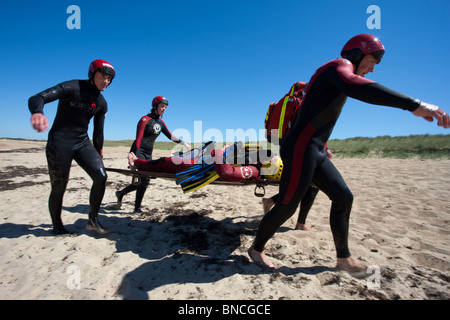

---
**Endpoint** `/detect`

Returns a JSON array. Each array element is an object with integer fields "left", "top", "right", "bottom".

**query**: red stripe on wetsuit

[
  {"left": 281, "top": 122, "right": 316, "bottom": 205},
  {"left": 135, "top": 116, "right": 151, "bottom": 150}
]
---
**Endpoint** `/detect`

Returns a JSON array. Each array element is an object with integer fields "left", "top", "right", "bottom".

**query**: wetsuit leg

[
  {"left": 311, "top": 157, "right": 353, "bottom": 258},
  {"left": 132, "top": 152, "right": 152, "bottom": 212},
  {"left": 46, "top": 141, "right": 73, "bottom": 230},
  {"left": 252, "top": 143, "right": 319, "bottom": 252},
  {"left": 134, "top": 177, "right": 149, "bottom": 211},
  {"left": 297, "top": 186, "right": 320, "bottom": 224},
  {"left": 117, "top": 183, "right": 139, "bottom": 200},
  {"left": 116, "top": 155, "right": 153, "bottom": 211},
  {"left": 73, "top": 140, "right": 107, "bottom": 217},
  {"left": 253, "top": 144, "right": 353, "bottom": 259}
]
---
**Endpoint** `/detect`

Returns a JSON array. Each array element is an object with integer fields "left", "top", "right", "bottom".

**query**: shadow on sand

[{"left": 0, "top": 202, "right": 333, "bottom": 300}]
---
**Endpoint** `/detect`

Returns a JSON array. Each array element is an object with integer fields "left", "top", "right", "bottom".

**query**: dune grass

[
  {"left": 4, "top": 134, "right": 449, "bottom": 159},
  {"left": 102, "top": 134, "right": 450, "bottom": 159},
  {"left": 326, "top": 134, "right": 450, "bottom": 159}
]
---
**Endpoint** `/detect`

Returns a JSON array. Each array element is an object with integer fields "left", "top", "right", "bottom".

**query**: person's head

[
  {"left": 340, "top": 34, "right": 385, "bottom": 76},
  {"left": 88, "top": 59, "right": 115, "bottom": 90},
  {"left": 151, "top": 96, "right": 169, "bottom": 116}
]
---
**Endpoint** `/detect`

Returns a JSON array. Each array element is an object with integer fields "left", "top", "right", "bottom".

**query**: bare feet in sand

[
  {"left": 336, "top": 257, "right": 369, "bottom": 274},
  {"left": 248, "top": 247, "right": 276, "bottom": 270},
  {"left": 295, "top": 223, "right": 318, "bottom": 232}
]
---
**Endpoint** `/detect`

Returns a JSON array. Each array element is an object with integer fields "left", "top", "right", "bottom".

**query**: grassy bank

[
  {"left": 327, "top": 134, "right": 450, "bottom": 159},
  {"left": 3, "top": 134, "right": 449, "bottom": 159},
  {"left": 102, "top": 135, "right": 450, "bottom": 159}
]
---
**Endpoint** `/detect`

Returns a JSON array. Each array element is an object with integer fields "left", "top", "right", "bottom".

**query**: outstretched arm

[
  {"left": 160, "top": 118, "right": 192, "bottom": 150},
  {"left": 332, "top": 60, "right": 449, "bottom": 128}
]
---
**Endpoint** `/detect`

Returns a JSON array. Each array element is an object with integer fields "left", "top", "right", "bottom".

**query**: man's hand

[
  {"left": 413, "top": 102, "right": 450, "bottom": 128},
  {"left": 326, "top": 149, "right": 334, "bottom": 159},
  {"left": 127, "top": 152, "right": 137, "bottom": 167},
  {"left": 30, "top": 113, "right": 49, "bottom": 132},
  {"left": 184, "top": 142, "right": 193, "bottom": 151}
]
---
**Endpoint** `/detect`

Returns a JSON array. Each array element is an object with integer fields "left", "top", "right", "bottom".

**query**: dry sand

[{"left": 0, "top": 138, "right": 449, "bottom": 300}]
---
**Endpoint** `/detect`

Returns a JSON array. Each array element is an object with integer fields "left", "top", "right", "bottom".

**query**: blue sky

[{"left": 1, "top": 0, "right": 449, "bottom": 142}]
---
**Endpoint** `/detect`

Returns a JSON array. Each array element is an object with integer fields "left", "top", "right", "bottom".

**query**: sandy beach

[{"left": 0, "top": 138, "right": 449, "bottom": 300}]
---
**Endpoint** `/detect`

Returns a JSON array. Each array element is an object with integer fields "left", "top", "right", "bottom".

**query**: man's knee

[
  {"left": 332, "top": 187, "right": 353, "bottom": 207},
  {"left": 92, "top": 168, "right": 107, "bottom": 186}
]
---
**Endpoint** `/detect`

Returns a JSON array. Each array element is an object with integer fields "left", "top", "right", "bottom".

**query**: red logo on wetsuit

[{"left": 91, "top": 103, "right": 97, "bottom": 109}]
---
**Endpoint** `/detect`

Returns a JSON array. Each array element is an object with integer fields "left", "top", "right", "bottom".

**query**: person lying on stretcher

[{"left": 127, "top": 141, "right": 283, "bottom": 192}]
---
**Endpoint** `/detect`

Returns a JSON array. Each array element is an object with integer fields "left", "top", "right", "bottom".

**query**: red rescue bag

[{"left": 264, "top": 82, "right": 307, "bottom": 144}]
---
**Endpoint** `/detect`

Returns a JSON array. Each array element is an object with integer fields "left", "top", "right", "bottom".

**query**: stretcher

[
  {"left": 106, "top": 141, "right": 282, "bottom": 197},
  {"left": 105, "top": 167, "right": 280, "bottom": 197}
]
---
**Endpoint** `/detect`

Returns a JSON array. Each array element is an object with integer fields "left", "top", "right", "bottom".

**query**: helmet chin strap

[
  {"left": 342, "top": 49, "right": 364, "bottom": 74},
  {"left": 353, "top": 61, "right": 362, "bottom": 75}
]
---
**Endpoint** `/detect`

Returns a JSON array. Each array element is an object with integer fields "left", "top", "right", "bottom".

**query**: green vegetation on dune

[
  {"left": 3, "top": 134, "right": 449, "bottom": 159},
  {"left": 326, "top": 134, "right": 450, "bottom": 159},
  {"left": 103, "top": 135, "right": 450, "bottom": 159}
]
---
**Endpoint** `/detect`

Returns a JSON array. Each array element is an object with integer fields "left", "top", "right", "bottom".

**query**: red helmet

[
  {"left": 88, "top": 59, "right": 115, "bottom": 80},
  {"left": 341, "top": 34, "right": 385, "bottom": 65},
  {"left": 152, "top": 96, "right": 169, "bottom": 109}
]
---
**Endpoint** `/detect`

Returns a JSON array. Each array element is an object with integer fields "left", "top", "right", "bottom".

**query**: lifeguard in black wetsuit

[
  {"left": 28, "top": 59, "right": 115, "bottom": 235},
  {"left": 248, "top": 34, "right": 450, "bottom": 272},
  {"left": 115, "top": 96, "right": 191, "bottom": 213}
]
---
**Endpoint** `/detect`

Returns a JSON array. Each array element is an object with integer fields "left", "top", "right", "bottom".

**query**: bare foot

[
  {"left": 336, "top": 257, "right": 369, "bottom": 274},
  {"left": 248, "top": 247, "right": 276, "bottom": 270},
  {"left": 262, "top": 198, "right": 275, "bottom": 215},
  {"left": 295, "top": 223, "right": 318, "bottom": 232}
]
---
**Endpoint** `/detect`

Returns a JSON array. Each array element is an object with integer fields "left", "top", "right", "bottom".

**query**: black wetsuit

[
  {"left": 253, "top": 59, "right": 420, "bottom": 258},
  {"left": 28, "top": 79, "right": 108, "bottom": 230},
  {"left": 117, "top": 113, "right": 183, "bottom": 211}
]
